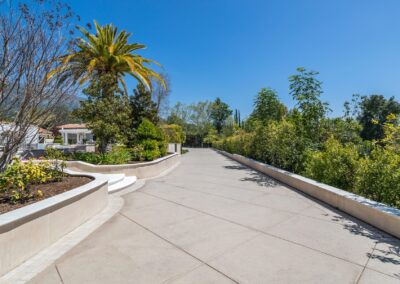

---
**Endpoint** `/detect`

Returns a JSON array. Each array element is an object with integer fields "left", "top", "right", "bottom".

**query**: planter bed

[
  {"left": 0, "top": 172, "right": 108, "bottom": 277},
  {"left": 66, "top": 152, "right": 180, "bottom": 179},
  {"left": 0, "top": 175, "right": 92, "bottom": 214}
]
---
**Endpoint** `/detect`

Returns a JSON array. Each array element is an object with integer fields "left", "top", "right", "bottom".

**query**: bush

[
  {"left": 129, "top": 119, "right": 168, "bottom": 161},
  {"left": 162, "top": 124, "right": 186, "bottom": 143},
  {"left": 0, "top": 159, "right": 62, "bottom": 203},
  {"left": 137, "top": 118, "right": 162, "bottom": 140},
  {"left": 303, "top": 138, "right": 360, "bottom": 190},
  {"left": 70, "top": 152, "right": 103, "bottom": 164},
  {"left": 354, "top": 147, "right": 400, "bottom": 208},
  {"left": 101, "top": 146, "right": 131, "bottom": 164},
  {"left": 251, "top": 120, "right": 307, "bottom": 172},
  {"left": 70, "top": 146, "right": 130, "bottom": 165},
  {"left": 141, "top": 139, "right": 161, "bottom": 160},
  {"left": 130, "top": 144, "right": 145, "bottom": 161},
  {"left": 53, "top": 135, "right": 63, "bottom": 144},
  {"left": 213, "top": 131, "right": 253, "bottom": 157}
]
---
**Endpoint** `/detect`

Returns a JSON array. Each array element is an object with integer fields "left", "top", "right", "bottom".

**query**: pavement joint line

[
  {"left": 161, "top": 263, "right": 204, "bottom": 284},
  {"left": 144, "top": 187, "right": 400, "bottom": 281},
  {"left": 55, "top": 264, "right": 64, "bottom": 284},
  {"left": 0, "top": 196, "right": 124, "bottom": 284},
  {"left": 140, "top": 190, "right": 373, "bottom": 270},
  {"left": 142, "top": 161, "right": 182, "bottom": 181},
  {"left": 155, "top": 177, "right": 395, "bottom": 239},
  {"left": 145, "top": 179, "right": 375, "bottom": 229},
  {"left": 148, "top": 180, "right": 309, "bottom": 216},
  {"left": 355, "top": 242, "right": 378, "bottom": 284},
  {"left": 118, "top": 212, "right": 240, "bottom": 284}
]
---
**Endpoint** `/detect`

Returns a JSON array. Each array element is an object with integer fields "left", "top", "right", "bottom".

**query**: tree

[
  {"left": 167, "top": 101, "right": 213, "bottom": 146},
  {"left": 0, "top": 0, "right": 79, "bottom": 171},
  {"left": 54, "top": 20, "right": 165, "bottom": 95},
  {"left": 128, "top": 83, "right": 159, "bottom": 145},
  {"left": 289, "top": 67, "right": 329, "bottom": 140},
  {"left": 210, "top": 98, "right": 232, "bottom": 134},
  {"left": 356, "top": 95, "right": 400, "bottom": 141},
  {"left": 73, "top": 74, "right": 130, "bottom": 153},
  {"left": 250, "top": 88, "right": 286, "bottom": 123},
  {"left": 152, "top": 73, "right": 171, "bottom": 117}
]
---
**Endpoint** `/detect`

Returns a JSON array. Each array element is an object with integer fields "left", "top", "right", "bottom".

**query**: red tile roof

[{"left": 56, "top": 124, "right": 87, "bottom": 129}]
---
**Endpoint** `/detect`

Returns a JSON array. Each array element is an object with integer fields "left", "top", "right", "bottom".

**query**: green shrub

[
  {"left": 303, "top": 138, "right": 360, "bottom": 190},
  {"left": 70, "top": 152, "right": 103, "bottom": 164},
  {"left": 130, "top": 144, "right": 145, "bottom": 161},
  {"left": 251, "top": 120, "right": 307, "bottom": 172},
  {"left": 354, "top": 147, "right": 400, "bottom": 208},
  {"left": 0, "top": 159, "right": 62, "bottom": 203},
  {"left": 213, "top": 131, "right": 253, "bottom": 157},
  {"left": 137, "top": 118, "right": 162, "bottom": 140},
  {"left": 162, "top": 124, "right": 186, "bottom": 143},
  {"left": 101, "top": 146, "right": 131, "bottom": 165},
  {"left": 140, "top": 139, "right": 161, "bottom": 161},
  {"left": 53, "top": 135, "right": 63, "bottom": 144},
  {"left": 70, "top": 146, "right": 130, "bottom": 165},
  {"left": 129, "top": 119, "right": 168, "bottom": 161},
  {"left": 45, "top": 147, "right": 65, "bottom": 160}
]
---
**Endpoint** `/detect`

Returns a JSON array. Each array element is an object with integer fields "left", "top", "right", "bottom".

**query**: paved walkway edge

[
  {"left": 216, "top": 149, "right": 400, "bottom": 240},
  {"left": 0, "top": 180, "right": 146, "bottom": 284}
]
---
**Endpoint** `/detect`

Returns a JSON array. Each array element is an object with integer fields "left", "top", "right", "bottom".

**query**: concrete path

[{"left": 30, "top": 149, "right": 400, "bottom": 284}]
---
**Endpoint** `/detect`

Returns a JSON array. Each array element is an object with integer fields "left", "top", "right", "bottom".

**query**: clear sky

[{"left": 67, "top": 0, "right": 400, "bottom": 117}]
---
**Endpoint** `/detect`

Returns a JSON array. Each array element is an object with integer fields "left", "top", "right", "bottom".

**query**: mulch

[{"left": 0, "top": 176, "right": 93, "bottom": 215}]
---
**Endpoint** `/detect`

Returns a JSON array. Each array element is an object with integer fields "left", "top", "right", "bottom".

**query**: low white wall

[
  {"left": 168, "top": 143, "right": 182, "bottom": 154},
  {"left": 217, "top": 150, "right": 400, "bottom": 239},
  {"left": 66, "top": 153, "right": 180, "bottom": 179},
  {"left": 0, "top": 174, "right": 108, "bottom": 276}
]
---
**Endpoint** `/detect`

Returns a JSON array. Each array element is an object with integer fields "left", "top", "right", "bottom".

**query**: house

[
  {"left": 0, "top": 123, "right": 40, "bottom": 150},
  {"left": 56, "top": 124, "right": 94, "bottom": 145}
]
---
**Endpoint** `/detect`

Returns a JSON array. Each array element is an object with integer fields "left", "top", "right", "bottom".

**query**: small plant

[
  {"left": 131, "top": 119, "right": 168, "bottom": 161},
  {"left": 130, "top": 144, "right": 145, "bottom": 161},
  {"left": 45, "top": 148, "right": 67, "bottom": 177},
  {"left": 0, "top": 158, "right": 58, "bottom": 203},
  {"left": 69, "top": 146, "right": 131, "bottom": 165}
]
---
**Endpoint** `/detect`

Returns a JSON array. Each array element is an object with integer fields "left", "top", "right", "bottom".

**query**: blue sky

[{"left": 67, "top": 0, "right": 400, "bottom": 117}]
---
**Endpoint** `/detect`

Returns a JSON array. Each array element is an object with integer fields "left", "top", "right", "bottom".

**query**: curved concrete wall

[
  {"left": 0, "top": 174, "right": 108, "bottom": 276},
  {"left": 66, "top": 153, "right": 180, "bottom": 179},
  {"left": 217, "top": 150, "right": 400, "bottom": 239}
]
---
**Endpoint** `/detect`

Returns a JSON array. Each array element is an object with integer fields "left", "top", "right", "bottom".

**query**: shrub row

[{"left": 214, "top": 120, "right": 400, "bottom": 208}]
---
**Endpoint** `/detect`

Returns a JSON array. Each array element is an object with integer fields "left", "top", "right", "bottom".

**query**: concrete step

[
  {"left": 108, "top": 176, "right": 137, "bottom": 193},
  {"left": 107, "top": 174, "right": 125, "bottom": 186}
]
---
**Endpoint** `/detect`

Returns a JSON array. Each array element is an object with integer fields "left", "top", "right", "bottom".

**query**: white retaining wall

[
  {"left": 0, "top": 174, "right": 108, "bottom": 276},
  {"left": 217, "top": 149, "right": 400, "bottom": 239}
]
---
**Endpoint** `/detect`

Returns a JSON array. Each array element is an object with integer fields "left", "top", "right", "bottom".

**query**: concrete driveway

[{"left": 31, "top": 149, "right": 400, "bottom": 283}]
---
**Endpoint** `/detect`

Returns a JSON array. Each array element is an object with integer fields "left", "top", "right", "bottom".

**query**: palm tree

[{"left": 50, "top": 21, "right": 165, "bottom": 94}]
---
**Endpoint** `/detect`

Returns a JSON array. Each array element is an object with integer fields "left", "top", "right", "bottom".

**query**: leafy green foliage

[
  {"left": 128, "top": 83, "right": 159, "bottom": 143},
  {"left": 210, "top": 97, "right": 232, "bottom": 134},
  {"left": 58, "top": 20, "right": 164, "bottom": 92},
  {"left": 137, "top": 118, "right": 163, "bottom": 140},
  {"left": 357, "top": 95, "right": 400, "bottom": 141},
  {"left": 250, "top": 120, "right": 307, "bottom": 172},
  {"left": 0, "top": 159, "right": 63, "bottom": 203},
  {"left": 303, "top": 138, "right": 360, "bottom": 190},
  {"left": 74, "top": 74, "right": 130, "bottom": 153},
  {"left": 355, "top": 146, "right": 400, "bottom": 208},
  {"left": 250, "top": 88, "right": 286, "bottom": 123},
  {"left": 135, "top": 119, "right": 167, "bottom": 161},
  {"left": 211, "top": 68, "right": 400, "bottom": 208},
  {"left": 162, "top": 124, "right": 186, "bottom": 143},
  {"left": 70, "top": 146, "right": 131, "bottom": 165},
  {"left": 167, "top": 101, "right": 212, "bottom": 147},
  {"left": 289, "top": 67, "right": 329, "bottom": 140}
]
